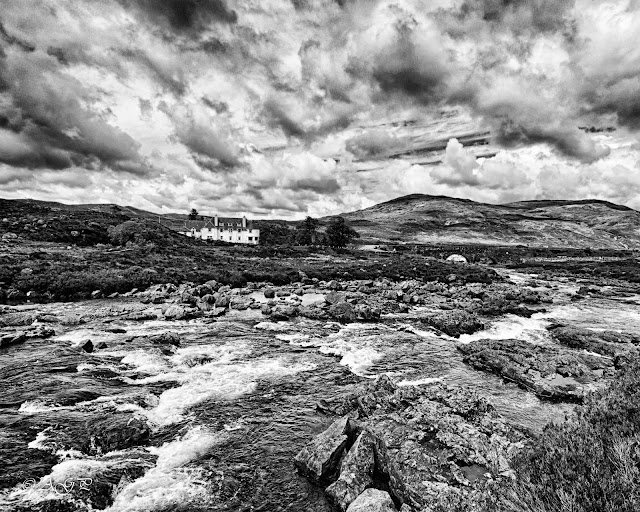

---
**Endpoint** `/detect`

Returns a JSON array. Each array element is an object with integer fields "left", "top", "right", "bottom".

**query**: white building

[{"left": 179, "top": 215, "right": 260, "bottom": 244}]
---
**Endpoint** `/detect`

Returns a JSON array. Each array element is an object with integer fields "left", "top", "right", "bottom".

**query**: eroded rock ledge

[
  {"left": 458, "top": 338, "right": 617, "bottom": 401},
  {"left": 295, "top": 376, "right": 528, "bottom": 512}
]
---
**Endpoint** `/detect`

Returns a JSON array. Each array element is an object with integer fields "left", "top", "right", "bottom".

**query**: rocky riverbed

[{"left": 2, "top": 263, "right": 640, "bottom": 511}]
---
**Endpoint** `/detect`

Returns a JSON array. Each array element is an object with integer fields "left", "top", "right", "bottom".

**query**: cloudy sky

[{"left": 1, "top": 0, "right": 639, "bottom": 218}]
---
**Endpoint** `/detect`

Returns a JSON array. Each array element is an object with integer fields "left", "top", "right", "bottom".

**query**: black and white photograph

[{"left": 1, "top": 0, "right": 640, "bottom": 510}]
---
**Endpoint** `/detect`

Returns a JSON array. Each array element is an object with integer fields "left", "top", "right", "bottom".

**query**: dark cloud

[
  {"left": 0, "top": 48, "right": 142, "bottom": 171},
  {"left": 121, "top": 0, "right": 238, "bottom": 33},
  {"left": 492, "top": 118, "right": 610, "bottom": 163},
  {"left": 294, "top": 176, "right": 340, "bottom": 193},
  {"left": 263, "top": 98, "right": 307, "bottom": 138},
  {"left": 162, "top": 104, "right": 240, "bottom": 168}
]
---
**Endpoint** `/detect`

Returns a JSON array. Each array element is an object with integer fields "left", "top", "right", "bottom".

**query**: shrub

[{"left": 491, "top": 359, "right": 640, "bottom": 512}]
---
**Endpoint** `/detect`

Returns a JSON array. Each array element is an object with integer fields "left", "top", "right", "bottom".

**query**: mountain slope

[{"left": 339, "top": 195, "right": 640, "bottom": 249}]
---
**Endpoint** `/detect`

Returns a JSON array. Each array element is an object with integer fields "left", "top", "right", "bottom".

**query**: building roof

[{"left": 180, "top": 216, "right": 254, "bottom": 231}]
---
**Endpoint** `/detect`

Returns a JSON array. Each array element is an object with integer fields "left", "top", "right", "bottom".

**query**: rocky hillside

[{"left": 340, "top": 194, "right": 640, "bottom": 249}]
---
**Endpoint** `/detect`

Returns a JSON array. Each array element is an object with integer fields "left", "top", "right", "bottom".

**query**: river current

[{"left": 1, "top": 272, "right": 639, "bottom": 511}]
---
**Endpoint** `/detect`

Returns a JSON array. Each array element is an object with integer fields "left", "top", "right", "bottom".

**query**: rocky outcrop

[
  {"left": 548, "top": 323, "right": 640, "bottom": 359},
  {"left": 422, "top": 310, "right": 484, "bottom": 337},
  {"left": 295, "top": 376, "right": 527, "bottom": 511},
  {"left": 458, "top": 338, "right": 615, "bottom": 401},
  {"left": 294, "top": 416, "right": 356, "bottom": 483},
  {"left": 326, "top": 431, "right": 376, "bottom": 511}
]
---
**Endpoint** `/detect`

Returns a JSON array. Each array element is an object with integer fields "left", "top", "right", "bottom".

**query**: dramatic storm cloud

[{"left": 1, "top": 0, "right": 640, "bottom": 216}]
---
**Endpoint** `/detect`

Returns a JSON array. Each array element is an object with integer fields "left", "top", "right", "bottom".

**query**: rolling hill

[
  {"left": 339, "top": 194, "right": 640, "bottom": 249},
  {"left": 2, "top": 194, "right": 640, "bottom": 250}
]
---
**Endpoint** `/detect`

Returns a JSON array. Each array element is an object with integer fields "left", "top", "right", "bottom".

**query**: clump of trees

[
  {"left": 325, "top": 216, "right": 360, "bottom": 248},
  {"left": 258, "top": 215, "right": 359, "bottom": 249}
]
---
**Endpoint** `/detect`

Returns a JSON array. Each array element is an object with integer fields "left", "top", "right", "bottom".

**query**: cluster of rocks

[
  {"left": 295, "top": 376, "right": 527, "bottom": 512},
  {"left": 458, "top": 338, "right": 616, "bottom": 401}
]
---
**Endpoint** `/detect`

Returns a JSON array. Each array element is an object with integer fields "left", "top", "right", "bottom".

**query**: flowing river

[{"left": 2, "top": 272, "right": 640, "bottom": 511}]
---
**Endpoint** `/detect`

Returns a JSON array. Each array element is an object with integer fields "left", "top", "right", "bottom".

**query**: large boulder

[
  {"left": 215, "top": 295, "right": 231, "bottom": 308},
  {"left": 329, "top": 302, "right": 356, "bottom": 323},
  {"left": 294, "top": 416, "right": 356, "bottom": 483},
  {"left": 163, "top": 305, "right": 187, "bottom": 320},
  {"left": 264, "top": 288, "right": 276, "bottom": 299},
  {"left": 326, "top": 291, "right": 347, "bottom": 305},
  {"left": 422, "top": 310, "right": 484, "bottom": 337},
  {"left": 326, "top": 431, "right": 376, "bottom": 511},
  {"left": 346, "top": 489, "right": 396, "bottom": 512}
]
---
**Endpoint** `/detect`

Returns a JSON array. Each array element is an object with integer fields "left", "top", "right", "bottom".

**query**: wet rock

[
  {"left": 163, "top": 305, "right": 187, "bottom": 320},
  {"left": 276, "top": 290, "right": 291, "bottom": 297},
  {"left": 230, "top": 296, "right": 252, "bottom": 310},
  {"left": 0, "top": 312, "right": 37, "bottom": 327},
  {"left": 458, "top": 338, "right": 615, "bottom": 401},
  {"left": 264, "top": 288, "right": 276, "bottom": 299},
  {"left": 271, "top": 304, "right": 298, "bottom": 321},
  {"left": 0, "top": 331, "right": 27, "bottom": 347},
  {"left": 548, "top": 323, "right": 640, "bottom": 359},
  {"left": 299, "top": 305, "right": 329, "bottom": 320},
  {"left": 326, "top": 431, "right": 376, "bottom": 511},
  {"left": 346, "top": 489, "right": 396, "bottom": 512},
  {"left": 261, "top": 304, "right": 272, "bottom": 315},
  {"left": 196, "top": 299, "right": 214, "bottom": 312},
  {"left": 294, "top": 416, "right": 356, "bottom": 483},
  {"left": 96, "top": 342, "right": 108, "bottom": 350},
  {"left": 326, "top": 291, "right": 347, "bottom": 305},
  {"left": 422, "top": 310, "right": 484, "bottom": 337},
  {"left": 125, "top": 310, "right": 157, "bottom": 321},
  {"left": 329, "top": 302, "right": 356, "bottom": 323},
  {"left": 201, "top": 293, "right": 216, "bottom": 305},
  {"left": 215, "top": 295, "right": 231, "bottom": 308},
  {"left": 84, "top": 416, "right": 150, "bottom": 454},
  {"left": 105, "top": 327, "right": 127, "bottom": 334},
  {"left": 355, "top": 304, "right": 381, "bottom": 321},
  {"left": 80, "top": 340, "right": 94, "bottom": 353},
  {"left": 149, "top": 332, "right": 180, "bottom": 346},
  {"left": 91, "top": 290, "right": 103, "bottom": 299}
]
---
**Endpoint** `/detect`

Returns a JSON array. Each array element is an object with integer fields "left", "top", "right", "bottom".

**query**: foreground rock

[
  {"left": 295, "top": 376, "right": 527, "bottom": 511},
  {"left": 458, "top": 338, "right": 615, "bottom": 401},
  {"left": 346, "top": 489, "right": 396, "bottom": 512}
]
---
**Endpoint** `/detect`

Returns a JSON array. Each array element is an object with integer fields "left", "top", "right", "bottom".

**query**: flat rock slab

[
  {"left": 548, "top": 323, "right": 640, "bottom": 359},
  {"left": 458, "top": 338, "right": 616, "bottom": 401}
]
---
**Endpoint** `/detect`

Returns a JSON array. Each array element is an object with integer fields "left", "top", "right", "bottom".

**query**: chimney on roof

[
  {"left": 214, "top": 215, "right": 219, "bottom": 227},
  {"left": 242, "top": 216, "right": 247, "bottom": 228}
]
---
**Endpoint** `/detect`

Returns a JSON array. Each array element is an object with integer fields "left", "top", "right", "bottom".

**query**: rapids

[{"left": 1, "top": 272, "right": 638, "bottom": 511}]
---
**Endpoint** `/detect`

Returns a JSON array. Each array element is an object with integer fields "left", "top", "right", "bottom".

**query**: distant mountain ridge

[
  {"left": 338, "top": 194, "right": 640, "bottom": 249},
  {"left": 3, "top": 195, "right": 640, "bottom": 249}
]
